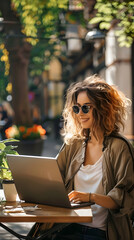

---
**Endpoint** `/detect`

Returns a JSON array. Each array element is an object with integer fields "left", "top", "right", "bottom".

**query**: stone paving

[{"left": 0, "top": 135, "right": 63, "bottom": 240}]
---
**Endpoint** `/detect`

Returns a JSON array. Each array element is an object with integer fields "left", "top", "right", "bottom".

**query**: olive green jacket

[{"left": 57, "top": 133, "right": 134, "bottom": 240}]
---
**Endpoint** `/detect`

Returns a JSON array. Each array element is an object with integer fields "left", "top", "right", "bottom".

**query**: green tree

[
  {"left": 89, "top": 0, "right": 134, "bottom": 47},
  {"left": 0, "top": 0, "right": 68, "bottom": 125}
]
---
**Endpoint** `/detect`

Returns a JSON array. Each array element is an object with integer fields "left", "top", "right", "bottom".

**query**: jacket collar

[{"left": 65, "top": 140, "right": 86, "bottom": 188}]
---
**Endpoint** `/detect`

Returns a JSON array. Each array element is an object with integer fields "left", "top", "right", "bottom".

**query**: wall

[{"left": 105, "top": 29, "right": 132, "bottom": 135}]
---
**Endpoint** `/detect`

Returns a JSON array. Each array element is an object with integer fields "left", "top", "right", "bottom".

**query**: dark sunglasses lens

[
  {"left": 72, "top": 106, "right": 79, "bottom": 114},
  {"left": 82, "top": 105, "right": 90, "bottom": 113}
]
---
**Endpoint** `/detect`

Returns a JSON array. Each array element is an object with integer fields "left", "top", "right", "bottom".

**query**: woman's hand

[
  {"left": 68, "top": 191, "right": 119, "bottom": 209},
  {"left": 68, "top": 190, "right": 90, "bottom": 203}
]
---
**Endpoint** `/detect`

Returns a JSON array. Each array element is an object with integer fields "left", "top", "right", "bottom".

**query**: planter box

[{"left": 9, "top": 139, "right": 44, "bottom": 156}]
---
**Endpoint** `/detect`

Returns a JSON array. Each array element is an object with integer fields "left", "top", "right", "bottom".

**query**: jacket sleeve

[
  {"left": 107, "top": 139, "right": 134, "bottom": 216},
  {"left": 56, "top": 143, "right": 68, "bottom": 182}
]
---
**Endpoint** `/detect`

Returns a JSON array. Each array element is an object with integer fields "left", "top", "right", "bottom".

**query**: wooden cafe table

[{"left": 0, "top": 200, "right": 93, "bottom": 239}]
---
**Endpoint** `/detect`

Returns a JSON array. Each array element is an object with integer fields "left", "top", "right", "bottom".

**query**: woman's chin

[{"left": 81, "top": 123, "right": 91, "bottom": 128}]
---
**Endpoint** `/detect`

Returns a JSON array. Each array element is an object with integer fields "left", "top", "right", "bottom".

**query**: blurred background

[{"left": 0, "top": 0, "right": 134, "bottom": 147}]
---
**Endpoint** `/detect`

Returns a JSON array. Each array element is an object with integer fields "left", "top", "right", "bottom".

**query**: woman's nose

[{"left": 78, "top": 108, "right": 84, "bottom": 115}]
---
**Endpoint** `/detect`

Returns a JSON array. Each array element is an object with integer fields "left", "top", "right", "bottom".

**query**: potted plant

[
  {"left": 5, "top": 124, "right": 46, "bottom": 156},
  {"left": 0, "top": 138, "right": 19, "bottom": 201}
]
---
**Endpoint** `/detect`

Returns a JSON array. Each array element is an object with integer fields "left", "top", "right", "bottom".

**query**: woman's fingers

[
  {"left": 72, "top": 199, "right": 81, "bottom": 204},
  {"left": 68, "top": 190, "right": 79, "bottom": 201},
  {"left": 68, "top": 190, "right": 89, "bottom": 202},
  {"left": 68, "top": 190, "right": 76, "bottom": 200}
]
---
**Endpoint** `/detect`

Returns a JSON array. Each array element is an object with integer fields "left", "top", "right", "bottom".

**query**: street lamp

[
  {"left": 85, "top": 29, "right": 105, "bottom": 42},
  {"left": 85, "top": 29, "right": 105, "bottom": 69}
]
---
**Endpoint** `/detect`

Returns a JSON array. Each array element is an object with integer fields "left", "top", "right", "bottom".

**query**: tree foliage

[
  {"left": 89, "top": 0, "right": 134, "bottom": 47},
  {"left": 11, "top": 0, "right": 68, "bottom": 75},
  {"left": 12, "top": 0, "right": 68, "bottom": 43},
  {"left": 0, "top": 0, "right": 69, "bottom": 101}
]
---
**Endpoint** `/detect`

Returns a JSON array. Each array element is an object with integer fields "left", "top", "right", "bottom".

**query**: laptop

[{"left": 7, "top": 154, "right": 93, "bottom": 209}]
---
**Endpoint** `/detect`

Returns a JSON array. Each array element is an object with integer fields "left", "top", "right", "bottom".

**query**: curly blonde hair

[{"left": 62, "top": 75, "right": 131, "bottom": 144}]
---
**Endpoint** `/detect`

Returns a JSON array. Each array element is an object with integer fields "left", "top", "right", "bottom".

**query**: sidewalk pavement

[{"left": 0, "top": 135, "right": 63, "bottom": 240}]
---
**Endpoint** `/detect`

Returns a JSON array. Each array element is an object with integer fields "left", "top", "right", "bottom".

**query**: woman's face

[{"left": 75, "top": 91, "right": 93, "bottom": 129}]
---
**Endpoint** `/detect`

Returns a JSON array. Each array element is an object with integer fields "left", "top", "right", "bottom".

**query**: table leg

[
  {"left": 27, "top": 222, "right": 71, "bottom": 240},
  {"left": 0, "top": 222, "right": 34, "bottom": 240},
  {"left": 0, "top": 222, "right": 70, "bottom": 240}
]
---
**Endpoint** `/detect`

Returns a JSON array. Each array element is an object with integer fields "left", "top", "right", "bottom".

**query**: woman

[{"left": 55, "top": 75, "right": 134, "bottom": 240}]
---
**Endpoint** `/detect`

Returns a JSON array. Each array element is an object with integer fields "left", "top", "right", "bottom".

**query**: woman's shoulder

[
  {"left": 106, "top": 133, "right": 134, "bottom": 157},
  {"left": 57, "top": 138, "right": 84, "bottom": 167},
  {"left": 63, "top": 138, "right": 84, "bottom": 150},
  {"left": 58, "top": 138, "right": 84, "bottom": 155}
]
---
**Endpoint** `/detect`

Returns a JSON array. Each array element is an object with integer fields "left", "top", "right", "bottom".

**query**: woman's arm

[
  {"left": 90, "top": 192, "right": 119, "bottom": 209},
  {"left": 68, "top": 190, "right": 119, "bottom": 209}
]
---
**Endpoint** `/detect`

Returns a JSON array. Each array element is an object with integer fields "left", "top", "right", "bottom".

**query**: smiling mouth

[{"left": 80, "top": 118, "right": 89, "bottom": 123}]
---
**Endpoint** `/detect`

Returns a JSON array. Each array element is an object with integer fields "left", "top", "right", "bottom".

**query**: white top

[{"left": 74, "top": 155, "right": 108, "bottom": 230}]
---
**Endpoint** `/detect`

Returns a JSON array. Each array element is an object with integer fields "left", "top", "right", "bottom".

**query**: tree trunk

[{"left": 8, "top": 40, "right": 32, "bottom": 125}]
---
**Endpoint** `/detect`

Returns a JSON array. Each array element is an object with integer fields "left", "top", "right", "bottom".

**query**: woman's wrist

[
  {"left": 89, "top": 193, "right": 95, "bottom": 203},
  {"left": 89, "top": 192, "right": 92, "bottom": 202}
]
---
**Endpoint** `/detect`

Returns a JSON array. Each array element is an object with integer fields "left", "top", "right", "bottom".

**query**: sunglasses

[{"left": 72, "top": 104, "right": 91, "bottom": 114}]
